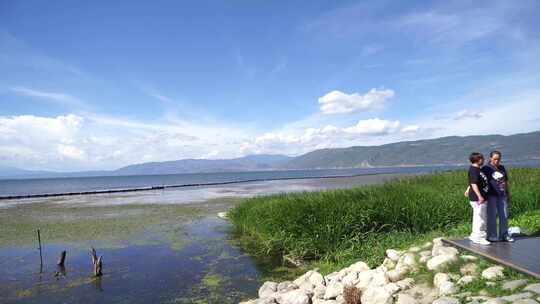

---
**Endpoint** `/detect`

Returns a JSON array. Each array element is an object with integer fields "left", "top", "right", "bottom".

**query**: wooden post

[
  {"left": 37, "top": 229, "right": 43, "bottom": 273},
  {"left": 57, "top": 250, "right": 66, "bottom": 266},
  {"left": 90, "top": 247, "right": 103, "bottom": 277}
]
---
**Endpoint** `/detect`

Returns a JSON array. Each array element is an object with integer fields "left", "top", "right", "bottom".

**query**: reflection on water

[{"left": 0, "top": 217, "right": 267, "bottom": 303}]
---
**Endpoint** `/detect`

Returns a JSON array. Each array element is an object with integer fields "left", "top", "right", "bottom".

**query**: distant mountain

[
  {"left": 1, "top": 131, "right": 539, "bottom": 179},
  {"left": 282, "top": 131, "right": 540, "bottom": 169},
  {"left": 113, "top": 154, "right": 292, "bottom": 176}
]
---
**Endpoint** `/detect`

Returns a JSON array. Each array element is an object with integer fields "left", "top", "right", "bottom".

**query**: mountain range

[{"left": 1, "top": 131, "right": 539, "bottom": 179}]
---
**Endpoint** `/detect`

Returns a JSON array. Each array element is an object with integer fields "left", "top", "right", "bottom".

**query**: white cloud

[
  {"left": 343, "top": 118, "right": 400, "bottom": 135},
  {"left": 401, "top": 125, "right": 420, "bottom": 133},
  {"left": 454, "top": 109, "right": 483, "bottom": 120},
  {"left": 318, "top": 88, "right": 394, "bottom": 114},
  {"left": 57, "top": 144, "right": 86, "bottom": 160}
]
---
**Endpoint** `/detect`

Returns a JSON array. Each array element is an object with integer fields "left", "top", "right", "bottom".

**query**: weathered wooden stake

[
  {"left": 90, "top": 247, "right": 103, "bottom": 277},
  {"left": 37, "top": 229, "right": 43, "bottom": 273},
  {"left": 57, "top": 250, "right": 66, "bottom": 266}
]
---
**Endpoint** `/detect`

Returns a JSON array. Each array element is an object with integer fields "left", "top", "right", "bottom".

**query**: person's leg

[
  {"left": 478, "top": 201, "right": 488, "bottom": 240},
  {"left": 498, "top": 196, "right": 510, "bottom": 240},
  {"left": 469, "top": 201, "right": 489, "bottom": 244},
  {"left": 486, "top": 196, "right": 498, "bottom": 241}
]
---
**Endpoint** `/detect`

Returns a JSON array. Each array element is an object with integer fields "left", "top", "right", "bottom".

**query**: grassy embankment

[{"left": 229, "top": 168, "right": 540, "bottom": 275}]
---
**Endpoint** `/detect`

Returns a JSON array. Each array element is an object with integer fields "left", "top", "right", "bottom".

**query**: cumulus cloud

[
  {"left": 318, "top": 88, "right": 394, "bottom": 114},
  {"left": 343, "top": 118, "right": 400, "bottom": 135},
  {"left": 454, "top": 109, "right": 483, "bottom": 120}
]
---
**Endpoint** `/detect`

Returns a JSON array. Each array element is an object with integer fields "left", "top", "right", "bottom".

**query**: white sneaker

[
  {"left": 504, "top": 236, "right": 515, "bottom": 242},
  {"left": 471, "top": 238, "right": 491, "bottom": 245}
]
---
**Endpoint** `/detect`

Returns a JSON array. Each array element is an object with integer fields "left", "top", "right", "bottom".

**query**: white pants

[{"left": 469, "top": 201, "right": 488, "bottom": 241}]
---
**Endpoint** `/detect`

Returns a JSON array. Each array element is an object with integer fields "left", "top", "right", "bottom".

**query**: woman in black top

[{"left": 466, "top": 152, "right": 490, "bottom": 245}]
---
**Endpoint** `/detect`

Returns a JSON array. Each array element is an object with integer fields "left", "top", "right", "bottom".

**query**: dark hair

[
  {"left": 469, "top": 152, "right": 484, "bottom": 164},
  {"left": 490, "top": 150, "right": 502, "bottom": 158}
]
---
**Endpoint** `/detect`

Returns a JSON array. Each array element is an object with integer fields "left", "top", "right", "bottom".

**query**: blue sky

[{"left": 1, "top": 0, "right": 539, "bottom": 171}]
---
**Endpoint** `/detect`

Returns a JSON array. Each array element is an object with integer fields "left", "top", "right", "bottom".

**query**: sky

[{"left": 1, "top": 0, "right": 540, "bottom": 171}]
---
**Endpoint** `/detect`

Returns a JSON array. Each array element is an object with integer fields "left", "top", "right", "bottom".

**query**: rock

[
  {"left": 361, "top": 286, "right": 393, "bottom": 304},
  {"left": 500, "top": 292, "right": 533, "bottom": 302},
  {"left": 419, "top": 250, "right": 432, "bottom": 257},
  {"left": 513, "top": 299, "right": 539, "bottom": 304},
  {"left": 439, "top": 281, "right": 458, "bottom": 296},
  {"left": 294, "top": 270, "right": 325, "bottom": 290},
  {"left": 460, "top": 255, "right": 478, "bottom": 262},
  {"left": 324, "top": 272, "right": 341, "bottom": 284},
  {"left": 503, "top": 279, "right": 528, "bottom": 291},
  {"left": 398, "top": 253, "right": 417, "bottom": 269},
  {"left": 481, "top": 266, "right": 505, "bottom": 280},
  {"left": 259, "top": 281, "right": 278, "bottom": 298},
  {"left": 349, "top": 261, "right": 370, "bottom": 273},
  {"left": 432, "top": 296, "right": 460, "bottom": 304},
  {"left": 277, "top": 281, "right": 298, "bottom": 293},
  {"left": 383, "top": 282, "right": 400, "bottom": 295},
  {"left": 396, "top": 293, "right": 417, "bottom": 304},
  {"left": 432, "top": 246, "right": 459, "bottom": 257},
  {"left": 434, "top": 273, "right": 451, "bottom": 289},
  {"left": 356, "top": 268, "right": 388, "bottom": 290},
  {"left": 386, "top": 249, "right": 402, "bottom": 262},
  {"left": 419, "top": 256, "right": 430, "bottom": 263},
  {"left": 382, "top": 257, "right": 396, "bottom": 270},
  {"left": 457, "top": 275, "right": 475, "bottom": 286},
  {"left": 422, "top": 241, "right": 433, "bottom": 249},
  {"left": 396, "top": 278, "right": 415, "bottom": 290},
  {"left": 276, "top": 289, "right": 311, "bottom": 304},
  {"left": 525, "top": 283, "right": 540, "bottom": 294},
  {"left": 323, "top": 281, "right": 343, "bottom": 300},
  {"left": 460, "top": 263, "right": 478, "bottom": 275},
  {"left": 255, "top": 299, "right": 278, "bottom": 304},
  {"left": 453, "top": 291, "right": 472, "bottom": 298},
  {"left": 486, "top": 282, "right": 496, "bottom": 286},
  {"left": 409, "top": 246, "right": 421, "bottom": 253},
  {"left": 313, "top": 284, "right": 326, "bottom": 299},
  {"left": 312, "top": 299, "right": 338, "bottom": 304},
  {"left": 386, "top": 268, "right": 407, "bottom": 282},
  {"left": 484, "top": 299, "right": 506, "bottom": 304},
  {"left": 427, "top": 254, "right": 458, "bottom": 271},
  {"left": 342, "top": 270, "right": 359, "bottom": 286}
]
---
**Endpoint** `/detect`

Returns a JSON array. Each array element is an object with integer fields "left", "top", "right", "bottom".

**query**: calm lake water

[{"left": 0, "top": 166, "right": 458, "bottom": 303}]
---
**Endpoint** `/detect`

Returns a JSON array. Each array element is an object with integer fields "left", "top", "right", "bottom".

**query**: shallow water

[{"left": 0, "top": 217, "right": 267, "bottom": 303}]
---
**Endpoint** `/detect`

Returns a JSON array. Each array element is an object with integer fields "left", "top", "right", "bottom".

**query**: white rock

[
  {"left": 396, "top": 293, "right": 417, "bottom": 304},
  {"left": 276, "top": 289, "right": 311, "bottom": 304},
  {"left": 481, "top": 266, "right": 505, "bottom": 280},
  {"left": 277, "top": 281, "right": 298, "bottom": 292},
  {"left": 323, "top": 282, "right": 343, "bottom": 300},
  {"left": 356, "top": 268, "right": 388, "bottom": 290},
  {"left": 460, "top": 255, "right": 478, "bottom": 262},
  {"left": 399, "top": 253, "right": 417, "bottom": 269},
  {"left": 341, "top": 271, "right": 359, "bottom": 286},
  {"left": 434, "top": 273, "right": 451, "bottom": 289},
  {"left": 432, "top": 246, "right": 459, "bottom": 257},
  {"left": 259, "top": 281, "right": 278, "bottom": 298},
  {"left": 433, "top": 238, "right": 444, "bottom": 247},
  {"left": 457, "top": 275, "right": 475, "bottom": 286},
  {"left": 460, "top": 263, "right": 478, "bottom": 275},
  {"left": 427, "top": 254, "right": 458, "bottom": 271},
  {"left": 500, "top": 292, "right": 533, "bottom": 302},
  {"left": 419, "top": 250, "right": 432, "bottom": 257},
  {"left": 525, "top": 283, "right": 540, "bottom": 294},
  {"left": 503, "top": 279, "right": 528, "bottom": 291},
  {"left": 324, "top": 272, "right": 341, "bottom": 284},
  {"left": 293, "top": 270, "right": 325, "bottom": 290},
  {"left": 383, "top": 282, "right": 400, "bottom": 295},
  {"left": 484, "top": 298, "right": 507, "bottom": 304},
  {"left": 432, "top": 296, "right": 459, "bottom": 304},
  {"left": 313, "top": 284, "right": 326, "bottom": 299},
  {"left": 396, "top": 278, "right": 415, "bottom": 290},
  {"left": 382, "top": 257, "right": 396, "bottom": 270},
  {"left": 409, "top": 246, "right": 421, "bottom": 253},
  {"left": 386, "top": 249, "right": 402, "bottom": 262},
  {"left": 361, "top": 286, "right": 393, "bottom": 304},
  {"left": 422, "top": 241, "right": 433, "bottom": 249},
  {"left": 438, "top": 281, "right": 458, "bottom": 296},
  {"left": 387, "top": 268, "right": 407, "bottom": 283},
  {"left": 419, "top": 256, "right": 430, "bottom": 263},
  {"left": 312, "top": 299, "right": 338, "bottom": 304},
  {"left": 349, "top": 261, "right": 370, "bottom": 273},
  {"left": 513, "top": 299, "right": 539, "bottom": 304}
]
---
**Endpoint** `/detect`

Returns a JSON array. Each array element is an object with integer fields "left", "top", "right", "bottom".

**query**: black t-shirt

[
  {"left": 468, "top": 165, "right": 489, "bottom": 201},
  {"left": 481, "top": 164, "right": 509, "bottom": 196}
]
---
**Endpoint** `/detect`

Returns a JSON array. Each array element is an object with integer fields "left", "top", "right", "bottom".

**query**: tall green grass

[{"left": 229, "top": 168, "right": 540, "bottom": 271}]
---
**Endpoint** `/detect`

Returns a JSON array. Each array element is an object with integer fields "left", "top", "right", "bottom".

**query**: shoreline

[{"left": 0, "top": 171, "right": 424, "bottom": 201}]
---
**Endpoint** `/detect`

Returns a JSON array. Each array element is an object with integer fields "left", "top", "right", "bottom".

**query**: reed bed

[{"left": 229, "top": 168, "right": 540, "bottom": 270}]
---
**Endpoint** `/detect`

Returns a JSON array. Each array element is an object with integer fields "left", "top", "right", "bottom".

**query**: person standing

[
  {"left": 467, "top": 152, "right": 491, "bottom": 245},
  {"left": 482, "top": 150, "right": 514, "bottom": 242}
]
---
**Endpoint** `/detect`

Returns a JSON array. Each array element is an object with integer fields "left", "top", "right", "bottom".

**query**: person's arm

[
  {"left": 471, "top": 183, "right": 485, "bottom": 203},
  {"left": 464, "top": 186, "right": 470, "bottom": 198}
]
